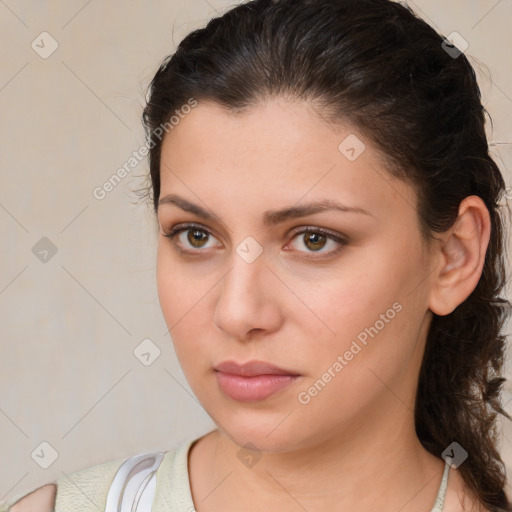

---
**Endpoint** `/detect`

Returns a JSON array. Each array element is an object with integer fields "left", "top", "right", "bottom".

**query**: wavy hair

[{"left": 139, "top": 0, "right": 512, "bottom": 509}]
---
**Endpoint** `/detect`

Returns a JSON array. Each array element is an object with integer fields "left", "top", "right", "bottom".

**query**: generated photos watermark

[
  {"left": 92, "top": 97, "right": 198, "bottom": 200},
  {"left": 297, "top": 301, "right": 403, "bottom": 405}
]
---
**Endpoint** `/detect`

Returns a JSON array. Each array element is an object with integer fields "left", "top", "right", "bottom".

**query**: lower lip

[{"left": 215, "top": 372, "right": 300, "bottom": 402}]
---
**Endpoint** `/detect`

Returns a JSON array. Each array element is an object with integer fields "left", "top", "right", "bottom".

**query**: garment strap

[
  {"left": 104, "top": 451, "right": 165, "bottom": 512},
  {"left": 430, "top": 460, "right": 451, "bottom": 512}
]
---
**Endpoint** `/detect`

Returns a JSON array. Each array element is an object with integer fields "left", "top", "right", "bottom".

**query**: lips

[
  {"left": 213, "top": 360, "right": 302, "bottom": 402},
  {"left": 214, "top": 359, "right": 300, "bottom": 377}
]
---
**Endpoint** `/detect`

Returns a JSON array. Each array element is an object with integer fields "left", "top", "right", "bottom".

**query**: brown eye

[
  {"left": 287, "top": 227, "right": 347, "bottom": 258},
  {"left": 302, "top": 231, "right": 327, "bottom": 251},
  {"left": 162, "top": 224, "right": 220, "bottom": 253},
  {"left": 186, "top": 228, "right": 210, "bottom": 248},
  {"left": 163, "top": 223, "right": 347, "bottom": 259}
]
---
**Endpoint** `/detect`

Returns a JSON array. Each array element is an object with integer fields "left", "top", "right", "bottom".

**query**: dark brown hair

[{"left": 140, "top": 0, "right": 512, "bottom": 509}]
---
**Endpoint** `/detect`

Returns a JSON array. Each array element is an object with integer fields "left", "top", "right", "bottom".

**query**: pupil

[
  {"left": 306, "top": 232, "right": 325, "bottom": 251},
  {"left": 189, "top": 229, "right": 207, "bottom": 247}
]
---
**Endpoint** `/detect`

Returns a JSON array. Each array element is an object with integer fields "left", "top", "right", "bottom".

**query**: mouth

[
  {"left": 214, "top": 359, "right": 302, "bottom": 402},
  {"left": 214, "top": 359, "right": 301, "bottom": 377}
]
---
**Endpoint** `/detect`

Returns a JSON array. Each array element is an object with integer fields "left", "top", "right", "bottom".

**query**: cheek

[
  {"left": 293, "top": 244, "right": 421, "bottom": 369},
  {"left": 156, "top": 243, "right": 201, "bottom": 323},
  {"left": 157, "top": 247, "right": 191, "bottom": 347},
  {"left": 156, "top": 246, "right": 178, "bottom": 324},
  {"left": 156, "top": 246, "right": 215, "bottom": 368},
  {"left": 288, "top": 261, "right": 392, "bottom": 341}
]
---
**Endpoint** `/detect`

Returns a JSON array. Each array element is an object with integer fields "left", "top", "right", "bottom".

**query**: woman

[{"left": 2, "top": 0, "right": 511, "bottom": 510}]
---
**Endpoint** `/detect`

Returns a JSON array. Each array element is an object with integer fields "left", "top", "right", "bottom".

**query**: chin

[{"left": 207, "top": 409, "right": 310, "bottom": 453}]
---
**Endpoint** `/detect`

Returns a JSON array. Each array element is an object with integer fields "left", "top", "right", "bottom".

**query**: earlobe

[{"left": 428, "top": 195, "right": 491, "bottom": 316}]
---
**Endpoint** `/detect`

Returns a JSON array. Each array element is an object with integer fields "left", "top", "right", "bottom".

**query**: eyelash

[{"left": 162, "top": 223, "right": 347, "bottom": 259}]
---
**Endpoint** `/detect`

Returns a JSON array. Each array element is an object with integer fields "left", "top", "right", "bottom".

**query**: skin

[
  {"left": 10, "top": 484, "right": 56, "bottom": 512},
  {"left": 155, "top": 96, "right": 491, "bottom": 512}
]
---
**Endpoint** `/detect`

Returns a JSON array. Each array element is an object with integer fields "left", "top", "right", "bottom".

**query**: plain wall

[{"left": 1, "top": 0, "right": 511, "bottom": 503}]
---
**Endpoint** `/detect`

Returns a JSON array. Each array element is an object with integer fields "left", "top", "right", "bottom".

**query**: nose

[{"left": 213, "top": 249, "right": 283, "bottom": 341}]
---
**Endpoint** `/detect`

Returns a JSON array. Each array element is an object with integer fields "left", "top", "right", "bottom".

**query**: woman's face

[{"left": 156, "top": 97, "right": 436, "bottom": 452}]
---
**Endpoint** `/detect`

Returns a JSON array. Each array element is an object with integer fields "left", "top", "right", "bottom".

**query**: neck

[{"left": 190, "top": 397, "right": 445, "bottom": 512}]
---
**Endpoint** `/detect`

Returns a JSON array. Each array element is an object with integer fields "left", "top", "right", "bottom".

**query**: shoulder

[
  {"left": 8, "top": 484, "right": 56, "bottom": 512},
  {"left": 0, "top": 455, "right": 127, "bottom": 512},
  {"left": 0, "top": 441, "right": 195, "bottom": 512}
]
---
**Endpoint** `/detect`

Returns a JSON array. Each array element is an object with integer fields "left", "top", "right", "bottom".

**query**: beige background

[{"left": 1, "top": 0, "right": 511, "bottom": 503}]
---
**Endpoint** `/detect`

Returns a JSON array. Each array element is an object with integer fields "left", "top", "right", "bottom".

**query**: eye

[
  {"left": 162, "top": 223, "right": 220, "bottom": 252},
  {"left": 161, "top": 223, "right": 347, "bottom": 258},
  {"left": 286, "top": 226, "right": 347, "bottom": 257}
]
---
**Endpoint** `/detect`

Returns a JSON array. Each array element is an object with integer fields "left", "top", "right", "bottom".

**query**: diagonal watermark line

[
  {"left": 0, "top": 201, "right": 29, "bottom": 233},
  {"left": 163, "top": 267, "right": 233, "bottom": 337},
  {"left": 197, "top": 410, "right": 236, "bottom": 447},
  {"left": 491, "top": 79, "right": 512, "bottom": 107},
  {"left": 60, "top": 265, "right": 132, "bottom": 335},
  {"left": 367, "top": 161, "right": 417, "bottom": 214},
  {"left": 264, "top": 163, "right": 337, "bottom": 240},
  {"left": 0, "top": 62, "right": 29, "bottom": 93},
  {"left": 294, "top": 164, "right": 337, "bottom": 203},
  {"left": 265, "top": 409, "right": 295, "bottom": 438},
  {"left": 0, "top": 0, "right": 28, "bottom": 28},
  {"left": 265, "top": 265, "right": 336, "bottom": 335},
  {"left": 368, "top": 367, "right": 413, "bottom": 412},
  {"left": 58, "top": 470, "right": 104, "bottom": 511},
  {"left": 61, "top": 61, "right": 131, "bottom": 131},
  {"left": 61, "top": 0, "right": 94, "bottom": 29},
  {"left": 406, "top": 0, "right": 440, "bottom": 30},
  {"left": 404, "top": 260, "right": 439, "bottom": 300},
  {"left": 397, "top": 470, "right": 441, "bottom": 512},
  {"left": 0, "top": 472, "right": 29, "bottom": 503},
  {"left": 161, "top": 161, "right": 233, "bottom": 234},
  {"left": 163, "top": 368, "right": 241, "bottom": 446},
  {"left": 0, "top": 265, "right": 29, "bottom": 296},
  {"left": 0, "top": 406, "right": 29, "bottom": 438},
  {"left": 265, "top": 471, "right": 311, "bottom": 512},
  {"left": 61, "top": 369, "right": 132, "bottom": 439},
  {"left": 404, "top": 215, "right": 481, "bottom": 302},
  {"left": 163, "top": 367, "right": 202, "bottom": 406},
  {"left": 199, "top": 470, "right": 233, "bottom": 503},
  {"left": 472, "top": 0, "right": 503, "bottom": 30},
  {"left": 305, "top": 101, "right": 351, "bottom": 141},
  {"left": 200, "top": 0, "right": 221, "bottom": 15},
  {"left": 60, "top": 204, "right": 89, "bottom": 233}
]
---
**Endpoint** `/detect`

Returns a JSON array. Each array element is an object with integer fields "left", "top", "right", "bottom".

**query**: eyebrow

[{"left": 158, "top": 194, "right": 373, "bottom": 227}]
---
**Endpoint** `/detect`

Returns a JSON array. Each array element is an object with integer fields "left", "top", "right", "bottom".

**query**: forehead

[{"left": 158, "top": 97, "right": 418, "bottom": 222}]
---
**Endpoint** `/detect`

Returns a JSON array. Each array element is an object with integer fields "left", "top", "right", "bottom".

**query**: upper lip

[{"left": 214, "top": 360, "right": 300, "bottom": 377}]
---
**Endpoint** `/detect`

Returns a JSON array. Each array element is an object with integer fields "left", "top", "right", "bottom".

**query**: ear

[{"left": 428, "top": 195, "right": 491, "bottom": 316}]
